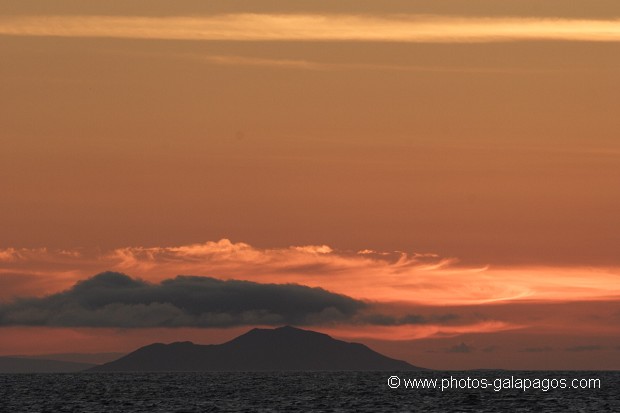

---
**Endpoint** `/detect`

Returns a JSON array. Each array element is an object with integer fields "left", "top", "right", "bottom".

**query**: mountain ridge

[{"left": 90, "top": 326, "right": 421, "bottom": 372}]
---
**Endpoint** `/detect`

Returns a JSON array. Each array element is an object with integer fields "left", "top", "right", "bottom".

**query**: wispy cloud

[
  {"left": 1, "top": 242, "right": 618, "bottom": 345},
  {"left": 199, "top": 54, "right": 538, "bottom": 74},
  {"left": 447, "top": 342, "right": 473, "bottom": 353},
  {"left": 521, "top": 346, "right": 553, "bottom": 353},
  {"left": 2, "top": 239, "right": 620, "bottom": 307},
  {"left": 1, "top": 14, "right": 620, "bottom": 42},
  {"left": 565, "top": 345, "right": 604, "bottom": 352}
]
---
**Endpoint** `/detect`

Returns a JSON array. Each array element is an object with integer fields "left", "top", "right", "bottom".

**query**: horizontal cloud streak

[
  {"left": 0, "top": 272, "right": 477, "bottom": 330},
  {"left": 1, "top": 14, "right": 620, "bottom": 42},
  {"left": 0, "top": 272, "right": 365, "bottom": 327},
  {"left": 2, "top": 239, "right": 620, "bottom": 306},
  {"left": 1, "top": 248, "right": 618, "bottom": 341},
  {"left": 199, "top": 54, "right": 539, "bottom": 74}
]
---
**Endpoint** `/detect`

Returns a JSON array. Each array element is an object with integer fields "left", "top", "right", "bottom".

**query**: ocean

[{"left": 1, "top": 371, "right": 618, "bottom": 412}]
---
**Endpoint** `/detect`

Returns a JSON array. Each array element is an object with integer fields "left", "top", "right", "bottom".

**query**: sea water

[{"left": 1, "top": 371, "right": 618, "bottom": 412}]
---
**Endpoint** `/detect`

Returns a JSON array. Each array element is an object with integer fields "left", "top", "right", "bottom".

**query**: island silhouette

[{"left": 90, "top": 326, "right": 420, "bottom": 371}]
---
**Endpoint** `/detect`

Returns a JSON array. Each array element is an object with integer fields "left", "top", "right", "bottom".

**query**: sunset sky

[{"left": 1, "top": 0, "right": 619, "bottom": 370}]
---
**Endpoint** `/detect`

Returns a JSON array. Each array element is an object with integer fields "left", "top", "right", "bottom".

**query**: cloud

[
  {"left": 447, "top": 342, "right": 473, "bottom": 353},
  {"left": 0, "top": 272, "right": 365, "bottom": 328},
  {"left": 1, "top": 240, "right": 469, "bottom": 304},
  {"left": 565, "top": 345, "right": 604, "bottom": 352},
  {"left": 2, "top": 239, "right": 620, "bottom": 308},
  {"left": 361, "top": 313, "right": 459, "bottom": 326},
  {"left": 1, "top": 15, "right": 620, "bottom": 43},
  {"left": 0, "top": 271, "right": 516, "bottom": 335},
  {"left": 521, "top": 346, "right": 553, "bottom": 353},
  {"left": 0, "top": 272, "right": 472, "bottom": 330},
  {"left": 0, "top": 248, "right": 19, "bottom": 262},
  {"left": 198, "top": 54, "right": 534, "bottom": 74}
]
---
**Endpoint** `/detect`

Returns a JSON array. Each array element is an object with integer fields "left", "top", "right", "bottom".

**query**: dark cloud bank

[
  {"left": 0, "top": 272, "right": 460, "bottom": 328},
  {"left": 0, "top": 272, "right": 365, "bottom": 327}
]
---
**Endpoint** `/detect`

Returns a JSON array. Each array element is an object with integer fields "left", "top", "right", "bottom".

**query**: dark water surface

[{"left": 1, "top": 371, "right": 618, "bottom": 412}]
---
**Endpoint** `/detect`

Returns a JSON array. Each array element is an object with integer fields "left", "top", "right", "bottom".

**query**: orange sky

[{"left": 1, "top": 0, "right": 619, "bottom": 369}]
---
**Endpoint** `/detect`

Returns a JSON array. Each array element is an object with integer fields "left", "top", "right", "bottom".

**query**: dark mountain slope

[{"left": 90, "top": 326, "right": 420, "bottom": 371}]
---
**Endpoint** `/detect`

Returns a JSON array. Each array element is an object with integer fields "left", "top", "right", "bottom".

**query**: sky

[{"left": 1, "top": 0, "right": 619, "bottom": 370}]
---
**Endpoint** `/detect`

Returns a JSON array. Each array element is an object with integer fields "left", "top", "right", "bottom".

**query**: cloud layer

[
  {"left": 0, "top": 272, "right": 474, "bottom": 330},
  {"left": 0, "top": 272, "right": 365, "bottom": 327},
  {"left": 2, "top": 15, "right": 620, "bottom": 42},
  {"left": 2, "top": 239, "right": 619, "bottom": 307},
  {"left": 1, "top": 244, "right": 619, "bottom": 367}
]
